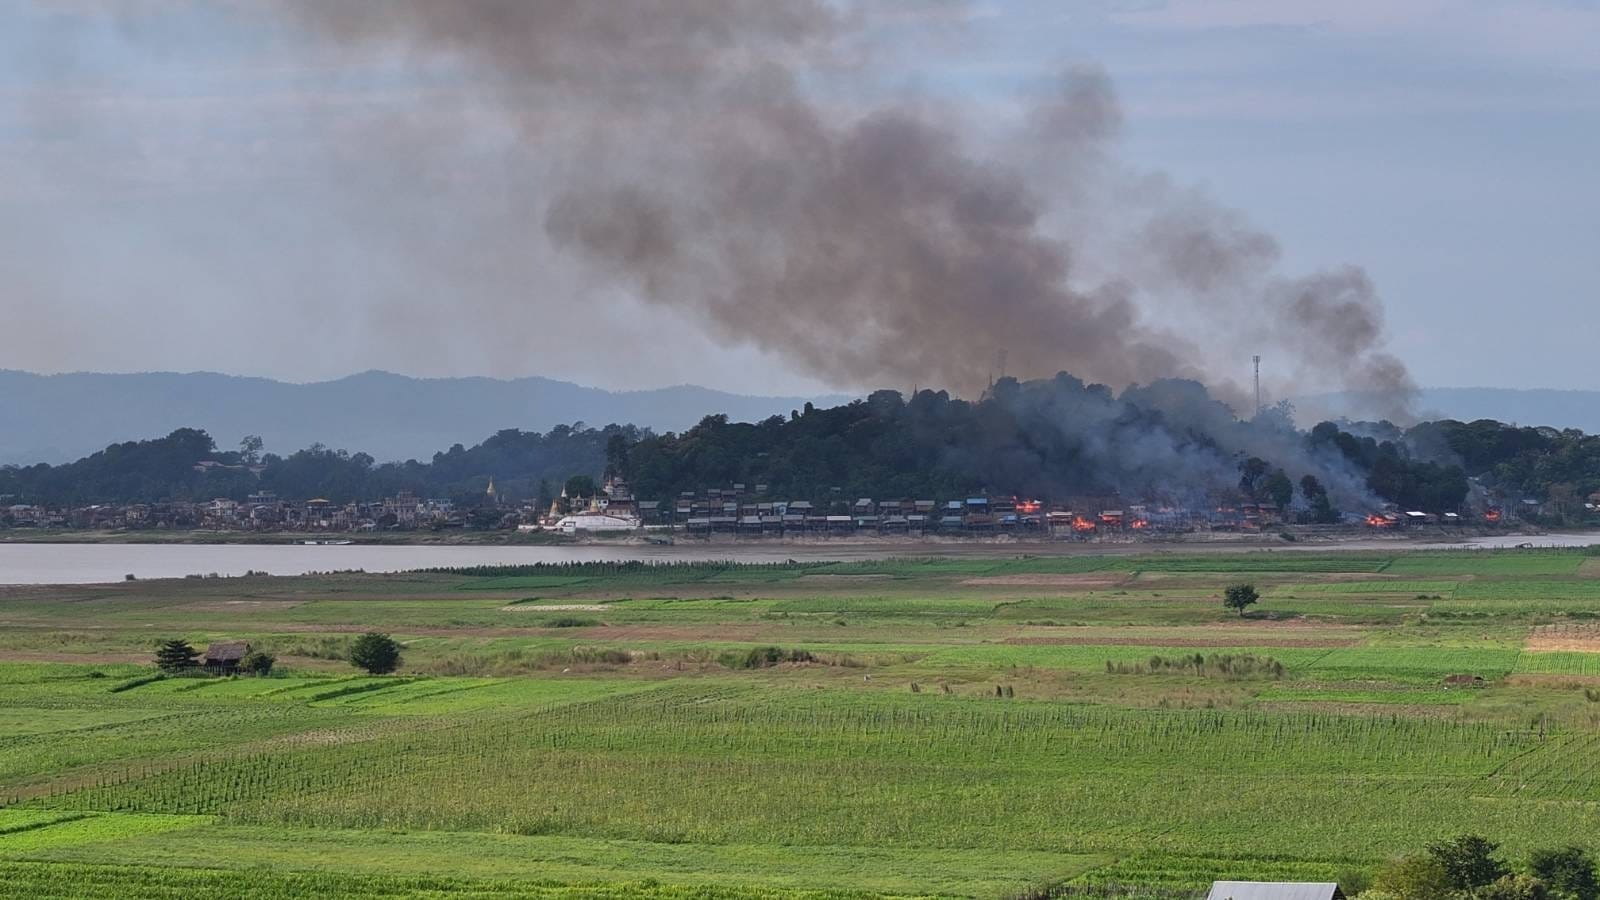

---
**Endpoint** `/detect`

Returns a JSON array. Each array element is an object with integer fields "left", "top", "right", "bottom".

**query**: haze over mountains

[
  {"left": 3, "top": 370, "right": 1596, "bottom": 468},
  {"left": 1299, "top": 389, "right": 1600, "bottom": 437},
  {"left": 0, "top": 371, "right": 852, "bottom": 466}
]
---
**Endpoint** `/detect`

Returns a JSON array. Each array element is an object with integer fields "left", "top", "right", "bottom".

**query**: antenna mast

[{"left": 1252, "top": 355, "right": 1262, "bottom": 416}]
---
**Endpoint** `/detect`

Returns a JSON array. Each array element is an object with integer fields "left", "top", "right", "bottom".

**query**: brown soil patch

[
  {"left": 1525, "top": 636, "right": 1600, "bottom": 652},
  {"left": 1579, "top": 559, "right": 1600, "bottom": 577},
  {"left": 1506, "top": 674, "right": 1600, "bottom": 687},
  {"left": 0, "top": 649, "right": 151, "bottom": 664},
  {"left": 963, "top": 574, "right": 1128, "bottom": 588},
  {"left": 1526, "top": 623, "right": 1600, "bottom": 653},
  {"left": 1254, "top": 701, "right": 1458, "bottom": 718}
]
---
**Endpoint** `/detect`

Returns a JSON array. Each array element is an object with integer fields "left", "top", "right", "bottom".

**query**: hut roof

[
  {"left": 202, "top": 640, "right": 251, "bottom": 663},
  {"left": 1208, "top": 883, "right": 1344, "bottom": 900}
]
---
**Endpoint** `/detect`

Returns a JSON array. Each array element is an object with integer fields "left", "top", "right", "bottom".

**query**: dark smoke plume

[{"left": 128, "top": 2, "right": 1418, "bottom": 415}]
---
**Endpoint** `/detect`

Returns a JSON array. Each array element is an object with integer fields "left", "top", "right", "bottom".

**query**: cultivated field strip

[{"left": 6, "top": 548, "right": 1600, "bottom": 895}]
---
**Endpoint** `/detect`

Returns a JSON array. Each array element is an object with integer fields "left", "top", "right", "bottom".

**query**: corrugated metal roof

[{"left": 1208, "top": 883, "right": 1342, "bottom": 900}]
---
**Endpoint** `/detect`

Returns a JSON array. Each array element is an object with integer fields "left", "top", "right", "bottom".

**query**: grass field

[{"left": 3, "top": 547, "right": 1600, "bottom": 897}]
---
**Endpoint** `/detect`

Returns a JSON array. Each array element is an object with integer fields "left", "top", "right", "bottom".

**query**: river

[{"left": 1, "top": 532, "right": 1597, "bottom": 585}]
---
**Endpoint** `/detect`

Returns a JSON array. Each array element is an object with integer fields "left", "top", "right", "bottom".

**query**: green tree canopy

[
  {"left": 154, "top": 639, "right": 199, "bottom": 673},
  {"left": 1222, "top": 583, "right": 1259, "bottom": 617},
  {"left": 1530, "top": 846, "right": 1598, "bottom": 900},
  {"left": 1428, "top": 833, "right": 1508, "bottom": 891},
  {"left": 348, "top": 632, "right": 402, "bottom": 675}
]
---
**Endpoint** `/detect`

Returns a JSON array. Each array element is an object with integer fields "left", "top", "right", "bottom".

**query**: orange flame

[
  {"left": 1072, "top": 515, "right": 1097, "bottom": 532},
  {"left": 1131, "top": 518, "right": 1150, "bottom": 530}
]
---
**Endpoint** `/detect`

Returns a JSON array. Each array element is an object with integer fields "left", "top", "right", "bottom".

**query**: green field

[{"left": 4, "top": 547, "right": 1600, "bottom": 897}]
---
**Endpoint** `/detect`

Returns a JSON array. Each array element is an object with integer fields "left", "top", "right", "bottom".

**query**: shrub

[
  {"left": 1104, "top": 653, "right": 1284, "bottom": 679},
  {"left": 239, "top": 650, "right": 276, "bottom": 676},
  {"left": 1529, "top": 846, "right": 1597, "bottom": 900},
  {"left": 1374, "top": 854, "right": 1453, "bottom": 900},
  {"left": 568, "top": 647, "right": 632, "bottom": 665},
  {"left": 1430, "top": 834, "right": 1508, "bottom": 890},
  {"left": 543, "top": 616, "right": 600, "bottom": 628},
  {"left": 1476, "top": 875, "right": 1550, "bottom": 900},
  {"left": 720, "top": 646, "right": 815, "bottom": 669},
  {"left": 348, "top": 632, "right": 402, "bottom": 675}
]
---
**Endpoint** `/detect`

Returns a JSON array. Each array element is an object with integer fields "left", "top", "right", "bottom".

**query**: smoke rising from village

[
  {"left": 9, "top": 1, "right": 1421, "bottom": 426},
  {"left": 258, "top": 0, "right": 1415, "bottom": 418}
]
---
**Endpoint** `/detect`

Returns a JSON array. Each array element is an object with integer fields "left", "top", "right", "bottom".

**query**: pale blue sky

[{"left": 2, "top": 2, "right": 1596, "bottom": 394}]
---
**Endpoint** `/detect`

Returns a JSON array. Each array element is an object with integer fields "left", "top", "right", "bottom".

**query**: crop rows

[
  {"left": 0, "top": 861, "right": 860, "bottom": 900},
  {"left": 29, "top": 687, "right": 1578, "bottom": 860},
  {"left": 1488, "top": 733, "right": 1600, "bottom": 800}
]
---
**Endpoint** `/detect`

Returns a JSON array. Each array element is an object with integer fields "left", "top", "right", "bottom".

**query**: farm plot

[
  {"left": 1128, "top": 554, "right": 1396, "bottom": 574},
  {"left": 1514, "top": 652, "right": 1600, "bottom": 677},
  {"left": 1306, "top": 646, "right": 1522, "bottom": 681},
  {"left": 914, "top": 643, "right": 1332, "bottom": 673},
  {"left": 1268, "top": 581, "right": 1459, "bottom": 596},
  {"left": 8, "top": 548, "right": 1600, "bottom": 895},
  {"left": 28, "top": 684, "right": 1591, "bottom": 870},
  {"left": 1383, "top": 553, "right": 1587, "bottom": 577}
]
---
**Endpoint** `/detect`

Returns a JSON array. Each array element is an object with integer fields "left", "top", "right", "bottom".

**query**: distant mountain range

[
  {"left": 0, "top": 370, "right": 854, "bottom": 466},
  {"left": 1298, "top": 387, "right": 1600, "bottom": 435}
]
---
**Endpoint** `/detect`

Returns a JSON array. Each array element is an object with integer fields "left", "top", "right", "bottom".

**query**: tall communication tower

[{"left": 1252, "top": 355, "right": 1262, "bottom": 416}]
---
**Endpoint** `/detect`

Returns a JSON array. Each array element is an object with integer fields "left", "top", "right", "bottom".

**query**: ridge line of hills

[
  {"left": 4, "top": 369, "right": 1598, "bottom": 469},
  {"left": 0, "top": 369, "right": 854, "bottom": 467}
]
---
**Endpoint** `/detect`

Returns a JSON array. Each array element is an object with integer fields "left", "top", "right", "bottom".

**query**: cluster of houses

[
  {"left": 3, "top": 477, "right": 1577, "bottom": 537},
  {"left": 533, "top": 480, "right": 1523, "bottom": 537},
  {"left": 0, "top": 490, "right": 467, "bottom": 533}
]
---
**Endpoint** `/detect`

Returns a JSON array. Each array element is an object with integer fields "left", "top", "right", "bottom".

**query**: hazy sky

[{"left": 3, "top": 1, "right": 1596, "bottom": 396}]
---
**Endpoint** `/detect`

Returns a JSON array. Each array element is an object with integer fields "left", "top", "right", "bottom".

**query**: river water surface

[{"left": 2, "top": 533, "right": 1597, "bottom": 585}]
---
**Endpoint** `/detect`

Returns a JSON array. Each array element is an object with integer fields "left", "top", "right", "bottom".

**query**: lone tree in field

[
  {"left": 1223, "top": 583, "right": 1260, "bottom": 617},
  {"left": 155, "top": 639, "right": 199, "bottom": 673},
  {"left": 349, "top": 632, "right": 401, "bottom": 675}
]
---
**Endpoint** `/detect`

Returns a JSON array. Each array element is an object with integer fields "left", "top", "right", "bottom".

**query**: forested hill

[
  {"left": 0, "top": 425, "right": 635, "bottom": 510},
  {"left": 4, "top": 374, "right": 1599, "bottom": 520},
  {"left": 0, "top": 370, "right": 850, "bottom": 466}
]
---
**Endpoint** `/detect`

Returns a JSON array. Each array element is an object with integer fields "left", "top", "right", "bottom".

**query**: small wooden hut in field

[
  {"left": 1208, "top": 883, "right": 1345, "bottom": 900},
  {"left": 201, "top": 640, "right": 251, "bottom": 675}
]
